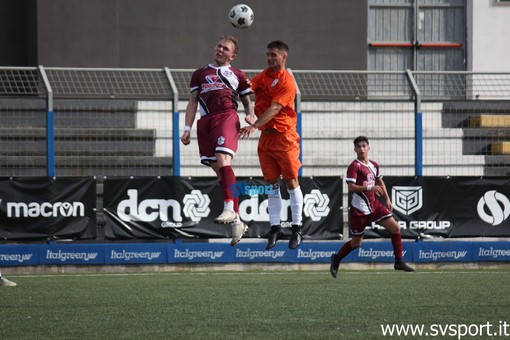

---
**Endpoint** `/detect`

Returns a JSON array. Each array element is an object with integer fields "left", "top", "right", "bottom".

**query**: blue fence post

[
  {"left": 164, "top": 67, "right": 180, "bottom": 176},
  {"left": 415, "top": 110, "right": 423, "bottom": 176},
  {"left": 289, "top": 69, "right": 303, "bottom": 177},
  {"left": 39, "top": 66, "right": 55, "bottom": 177},
  {"left": 406, "top": 70, "right": 423, "bottom": 177},
  {"left": 172, "top": 110, "right": 181, "bottom": 176},
  {"left": 297, "top": 109, "right": 303, "bottom": 177}
]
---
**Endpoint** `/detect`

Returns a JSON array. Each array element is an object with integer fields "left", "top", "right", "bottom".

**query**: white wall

[{"left": 468, "top": 0, "right": 510, "bottom": 71}]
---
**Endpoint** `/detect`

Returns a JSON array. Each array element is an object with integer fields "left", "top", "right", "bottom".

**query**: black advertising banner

[
  {"left": 103, "top": 176, "right": 343, "bottom": 240},
  {"left": 363, "top": 176, "right": 510, "bottom": 238},
  {"left": 0, "top": 177, "right": 96, "bottom": 240}
]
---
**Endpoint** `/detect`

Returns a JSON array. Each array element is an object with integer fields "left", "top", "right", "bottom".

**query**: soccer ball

[{"left": 229, "top": 4, "right": 254, "bottom": 29}]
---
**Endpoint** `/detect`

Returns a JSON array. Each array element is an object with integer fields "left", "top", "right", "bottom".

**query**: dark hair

[
  {"left": 353, "top": 136, "right": 369, "bottom": 145},
  {"left": 267, "top": 40, "right": 289, "bottom": 53}
]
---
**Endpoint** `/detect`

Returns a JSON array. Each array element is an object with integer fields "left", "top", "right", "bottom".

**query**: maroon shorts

[
  {"left": 197, "top": 110, "right": 240, "bottom": 166},
  {"left": 349, "top": 199, "right": 392, "bottom": 236}
]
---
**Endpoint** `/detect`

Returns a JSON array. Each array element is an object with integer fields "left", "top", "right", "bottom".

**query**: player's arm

[
  {"left": 251, "top": 102, "right": 282, "bottom": 128},
  {"left": 375, "top": 177, "right": 393, "bottom": 210},
  {"left": 347, "top": 182, "right": 373, "bottom": 193},
  {"left": 181, "top": 91, "right": 199, "bottom": 145},
  {"left": 347, "top": 181, "right": 385, "bottom": 197},
  {"left": 240, "top": 94, "right": 256, "bottom": 124},
  {"left": 240, "top": 101, "right": 282, "bottom": 139}
]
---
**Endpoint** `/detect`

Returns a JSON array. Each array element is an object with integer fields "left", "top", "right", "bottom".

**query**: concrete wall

[
  {"left": 0, "top": 0, "right": 37, "bottom": 66},
  {"left": 28, "top": 0, "right": 367, "bottom": 70},
  {"left": 468, "top": 0, "right": 510, "bottom": 71}
]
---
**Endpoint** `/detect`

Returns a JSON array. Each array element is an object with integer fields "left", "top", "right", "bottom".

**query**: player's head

[
  {"left": 214, "top": 35, "right": 238, "bottom": 66},
  {"left": 267, "top": 40, "right": 289, "bottom": 53},
  {"left": 353, "top": 135, "right": 369, "bottom": 146},
  {"left": 353, "top": 136, "right": 370, "bottom": 159},
  {"left": 266, "top": 40, "right": 289, "bottom": 71}
]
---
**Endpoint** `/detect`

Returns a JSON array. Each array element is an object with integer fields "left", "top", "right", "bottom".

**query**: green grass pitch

[{"left": 1, "top": 269, "right": 509, "bottom": 339}]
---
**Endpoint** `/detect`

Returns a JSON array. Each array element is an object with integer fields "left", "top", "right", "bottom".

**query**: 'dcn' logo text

[{"left": 117, "top": 189, "right": 210, "bottom": 223}]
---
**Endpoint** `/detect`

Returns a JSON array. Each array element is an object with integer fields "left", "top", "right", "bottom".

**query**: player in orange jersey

[{"left": 240, "top": 40, "right": 303, "bottom": 250}]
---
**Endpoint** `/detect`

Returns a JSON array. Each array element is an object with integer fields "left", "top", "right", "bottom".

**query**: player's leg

[
  {"left": 265, "top": 177, "right": 284, "bottom": 250},
  {"left": 208, "top": 111, "right": 240, "bottom": 225},
  {"left": 212, "top": 153, "right": 237, "bottom": 224},
  {"left": 212, "top": 153, "right": 248, "bottom": 245},
  {"left": 276, "top": 130, "right": 304, "bottom": 249},
  {"left": 330, "top": 209, "right": 366, "bottom": 278},
  {"left": 284, "top": 178, "right": 303, "bottom": 249},
  {"left": 257, "top": 133, "right": 285, "bottom": 249},
  {"left": 379, "top": 217, "right": 414, "bottom": 272},
  {"left": 0, "top": 271, "right": 17, "bottom": 287}
]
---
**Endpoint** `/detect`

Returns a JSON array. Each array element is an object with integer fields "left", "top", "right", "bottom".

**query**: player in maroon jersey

[
  {"left": 330, "top": 136, "right": 414, "bottom": 277},
  {"left": 180, "top": 36, "right": 255, "bottom": 246}
]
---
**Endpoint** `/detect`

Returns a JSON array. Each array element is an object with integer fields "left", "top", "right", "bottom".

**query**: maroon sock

[
  {"left": 337, "top": 241, "right": 355, "bottom": 260},
  {"left": 391, "top": 232, "right": 403, "bottom": 261},
  {"left": 219, "top": 165, "right": 236, "bottom": 203}
]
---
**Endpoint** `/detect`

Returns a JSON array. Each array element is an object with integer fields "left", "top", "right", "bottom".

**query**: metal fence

[{"left": 1, "top": 67, "right": 510, "bottom": 178}]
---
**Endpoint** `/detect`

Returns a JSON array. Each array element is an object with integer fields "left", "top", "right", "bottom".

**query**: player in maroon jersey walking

[
  {"left": 330, "top": 136, "right": 414, "bottom": 277},
  {"left": 180, "top": 36, "right": 255, "bottom": 246}
]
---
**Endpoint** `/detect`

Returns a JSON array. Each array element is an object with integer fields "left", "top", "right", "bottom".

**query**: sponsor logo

[
  {"left": 477, "top": 190, "right": 510, "bottom": 226},
  {"left": 418, "top": 249, "right": 467, "bottom": 261},
  {"left": 1, "top": 198, "right": 85, "bottom": 218},
  {"left": 235, "top": 248, "right": 285, "bottom": 260},
  {"left": 478, "top": 246, "right": 510, "bottom": 259},
  {"left": 202, "top": 75, "right": 225, "bottom": 93},
  {"left": 183, "top": 190, "right": 210, "bottom": 222},
  {"left": 173, "top": 249, "right": 224, "bottom": 260},
  {"left": 230, "top": 181, "right": 276, "bottom": 197},
  {"left": 238, "top": 189, "right": 330, "bottom": 223},
  {"left": 383, "top": 186, "right": 451, "bottom": 231},
  {"left": 297, "top": 249, "right": 335, "bottom": 260},
  {"left": 369, "top": 220, "right": 451, "bottom": 231},
  {"left": 392, "top": 186, "right": 423, "bottom": 215},
  {"left": 303, "top": 189, "right": 330, "bottom": 221},
  {"left": 46, "top": 250, "right": 98, "bottom": 262},
  {"left": 357, "top": 248, "right": 407, "bottom": 260},
  {"left": 115, "top": 188, "right": 328, "bottom": 225},
  {"left": 117, "top": 189, "right": 210, "bottom": 224},
  {"left": 110, "top": 250, "right": 162, "bottom": 261},
  {"left": 0, "top": 253, "right": 33, "bottom": 263}
]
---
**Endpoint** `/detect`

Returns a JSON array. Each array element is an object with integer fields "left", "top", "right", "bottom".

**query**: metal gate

[{"left": 368, "top": 0, "right": 466, "bottom": 71}]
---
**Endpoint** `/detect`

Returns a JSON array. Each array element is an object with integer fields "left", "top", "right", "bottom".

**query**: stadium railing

[{"left": 1, "top": 67, "right": 509, "bottom": 178}]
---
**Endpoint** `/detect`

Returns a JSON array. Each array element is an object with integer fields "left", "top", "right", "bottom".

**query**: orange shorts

[{"left": 257, "top": 129, "right": 301, "bottom": 181}]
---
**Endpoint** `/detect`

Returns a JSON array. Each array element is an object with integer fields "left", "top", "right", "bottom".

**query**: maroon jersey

[
  {"left": 190, "top": 64, "right": 252, "bottom": 117},
  {"left": 345, "top": 159, "right": 381, "bottom": 215}
]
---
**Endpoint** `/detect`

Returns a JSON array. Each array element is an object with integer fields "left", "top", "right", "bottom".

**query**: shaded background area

[{"left": 0, "top": 0, "right": 367, "bottom": 70}]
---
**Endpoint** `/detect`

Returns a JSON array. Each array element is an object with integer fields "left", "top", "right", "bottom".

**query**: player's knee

[{"left": 351, "top": 237, "right": 363, "bottom": 249}]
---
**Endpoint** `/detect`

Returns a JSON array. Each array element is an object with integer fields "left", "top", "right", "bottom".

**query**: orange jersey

[{"left": 251, "top": 68, "right": 297, "bottom": 132}]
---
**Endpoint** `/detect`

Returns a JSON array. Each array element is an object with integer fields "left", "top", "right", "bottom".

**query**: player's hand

[
  {"left": 239, "top": 126, "right": 256, "bottom": 139},
  {"left": 180, "top": 131, "right": 191, "bottom": 145},
  {"left": 245, "top": 113, "right": 257, "bottom": 125},
  {"left": 371, "top": 185, "right": 384, "bottom": 197}
]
